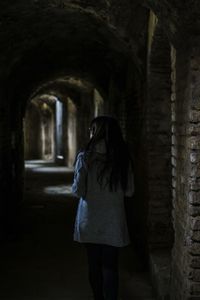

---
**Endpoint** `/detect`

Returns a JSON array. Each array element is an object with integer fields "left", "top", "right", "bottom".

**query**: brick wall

[{"left": 170, "top": 44, "right": 198, "bottom": 299}]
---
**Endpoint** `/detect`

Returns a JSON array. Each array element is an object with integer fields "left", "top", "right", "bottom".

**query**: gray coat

[{"left": 71, "top": 148, "right": 134, "bottom": 247}]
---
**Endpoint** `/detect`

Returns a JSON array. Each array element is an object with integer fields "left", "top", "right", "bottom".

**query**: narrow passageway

[
  {"left": 1, "top": 1, "right": 200, "bottom": 298},
  {"left": 0, "top": 161, "right": 155, "bottom": 300}
]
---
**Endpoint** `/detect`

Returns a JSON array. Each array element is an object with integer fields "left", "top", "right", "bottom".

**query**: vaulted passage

[{"left": 1, "top": 1, "right": 200, "bottom": 299}]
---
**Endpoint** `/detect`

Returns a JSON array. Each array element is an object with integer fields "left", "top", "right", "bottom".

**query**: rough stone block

[
  {"left": 171, "top": 93, "right": 176, "bottom": 102},
  {"left": 189, "top": 256, "right": 200, "bottom": 269},
  {"left": 172, "top": 134, "right": 177, "bottom": 145},
  {"left": 189, "top": 110, "right": 200, "bottom": 123},
  {"left": 191, "top": 231, "right": 200, "bottom": 242},
  {"left": 172, "top": 188, "right": 176, "bottom": 199},
  {"left": 171, "top": 156, "right": 177, "bottom": 166},
  {"left": 188, "top": 123, "right": 200, "bottom": 135},
  {"left": 189, "top": 205, "right": 200, "bottom": 217},
  {"left": 172, "top": 168, "right": 177, "bottom": 178},
  {"left": 190, "top": 283, "right": 200, "bottom": 296},
  {"left": 172, "top": 145, "right": 177, "bottom": 157},
  {"left": 191, "top": 57, "right": 200, "bottom": 70},
  {"left": 172, "top": 110, "right": 176, "bottom": 122},
  {"left": 189, "top": 242, "right": 200, "bottom": 256},
  {"left": 172, "top": 177, "right": 176, "bottom": 188},
  {"left": 171, "top": 124, "right": 175, "bottom": 133},
  {"left": 191, "top": 99, "right": 200, "bottom": 111},
  {"left": 190, "top": 217, "right": 200, "bottom": 230},
  {"left": 190, "top": 152, "right": 200, "bottom": 163},
  {"left": 188, "top": 137, "right": 200, "bottom": 150},
  {"left": 189, "top": 269, "right": 200, "bottom": 282},
  {"left": 189, "top": 191, "right": 200, "bottom": 205},
  {"left": 190, "top": 164, "right": 200, "bottom": 177},
  {"left": 188, "top": 178, "right": 200, "bottom": 191}
]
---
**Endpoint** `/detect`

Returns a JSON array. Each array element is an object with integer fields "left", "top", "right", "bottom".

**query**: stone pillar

[
  {"left": 93, "top": 88, "right": 104, "bottom": 117},
  {"left": 24, "top": 102, "right": 42, "bottom": 160},
  {"left": 67, "top": 97, "right": 76, "bottom": 167},
  {"left": 40, "top": 103, "right": 54, "bottom": 160},
  {"left": 146, "top": 21, "right": 173, "bottom": 251},
  {"left": 62, "top": 98, "right": 69, "bottom": 166},
  {"left": 124, "top": 64, "right": 150, "bottom": 260},
  {"left": 144, "top": 18, "right": 174, "bottom": 297},
  {"left": 55, "top": 98, "right": 65, "bottom": 165}
]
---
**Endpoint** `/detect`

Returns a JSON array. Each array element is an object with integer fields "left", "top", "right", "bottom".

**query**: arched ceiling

[
  {"left": 1, "top": 0, "right": 199, "bottom": 112},
  {"left": 31, "top": 77, "right": 93, "bottom": 98},
  {"left": 1, "top": 0, "right": 199, "bottom": 78},
  {"left": 30, "top": 77, "right": 95, "bottom": 108},
  {"left": 1, "top": 2, "right": 145, "bottom": 110}
]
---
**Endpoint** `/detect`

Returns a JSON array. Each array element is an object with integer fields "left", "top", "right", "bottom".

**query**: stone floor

[{"left": 0, "top": 160, "right": 156, "bottom": 300}]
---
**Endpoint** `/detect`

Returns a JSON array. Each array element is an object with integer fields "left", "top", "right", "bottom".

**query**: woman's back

[
  {"left": 71, "top": 115, "right": 135, "bottom": 300},
  {"left": 72, "top": 142, "right": 134, "bottom": 247}
]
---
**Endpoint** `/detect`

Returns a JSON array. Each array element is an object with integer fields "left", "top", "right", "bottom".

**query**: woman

[{"left": 71, "top": 115, "right": 134, "bottom": 300}]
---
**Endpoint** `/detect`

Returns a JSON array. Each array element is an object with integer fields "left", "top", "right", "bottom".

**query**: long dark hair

[{"left": 83, "top": 115, "right": 132, "bottom": 192}]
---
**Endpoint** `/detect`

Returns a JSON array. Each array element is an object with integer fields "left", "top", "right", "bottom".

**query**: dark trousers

[{"left": 85, "top": 243, "right": 119, "bottom": 300}]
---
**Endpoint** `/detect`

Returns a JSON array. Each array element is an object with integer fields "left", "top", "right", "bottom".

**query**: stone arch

[
  {"left": 24, "top": 100, "right": 43, "bottom": 160},
  {"left": 40, "top": 103, "right": 55, "bottom": 160},
  {"left": 28, "top": 77, "right": 101, "bottom": 166},
  {"left": 0, "top": 2, "right": 149, "bottom": 266},
  {"left": 67, "top": 97, "right": 77, "bottom": 167},
  {"left": 3, "top": 6, "right": 136, "bottom": 169},
  {"left": 1, "top": 5, "right": 137, "bottom": 209},
  {"left": 4, "top": 5, "right": 136, "bottom": 111}
]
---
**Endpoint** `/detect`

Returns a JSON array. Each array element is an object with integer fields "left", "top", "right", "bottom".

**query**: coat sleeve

[
  {"left": 71, "top": 152, "right": 88, "bottom": 198},
  {"left": 124, "top": 162, "right": 134, "bottom": 197}
]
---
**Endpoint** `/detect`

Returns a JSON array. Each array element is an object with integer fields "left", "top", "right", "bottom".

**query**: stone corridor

[
  {"left": 0, "top": 161, "right": 155, "bottom": 300},
  {"left": 2, "top": 1, "right": 200, "bottom": 298}
]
